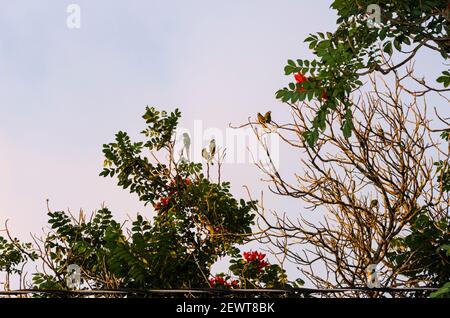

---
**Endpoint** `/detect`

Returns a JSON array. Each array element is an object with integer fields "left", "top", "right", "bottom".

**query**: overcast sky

[{"left": 0, "top": 1, "right": 448, "bottom": 284}]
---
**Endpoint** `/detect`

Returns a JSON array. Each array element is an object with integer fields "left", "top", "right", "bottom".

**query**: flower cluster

[
  {"left": 294, "top": 72, "right": 307, "bottom": 84},
  {"left": 209, "top": 275, "right": 239, "bottom": 288},
  {"left": 153, "top": 197, "right": 170, "bottom": 211},
  {"left": 294, "top": 71, "right": 328, "bottom": 101},
  {"left": 294, "top": 72, "right": 308, "bottom": 92},
  {"left": 153, "top": 176, "right": 192, "bottom": 211},
  {"left": 243, "top": 250, "right": 269, "bottom": 273},
  {"left": 169, "top": 175, "right": 192, "bottom": 187}
]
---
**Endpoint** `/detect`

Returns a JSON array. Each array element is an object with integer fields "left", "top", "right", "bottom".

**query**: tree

[
  {"left": 276, "top": 0, "right": 449, "bottom": 146},
  {"left": 392, "top": 126, "right": 450, "bottom": 297},
  {"left": 389, "top": 206, "right": 450, "bottom": 288},
  {"left": 98, "top": 107, "right": 257, "bottom": 288},
  {"left": 0, "top": 230, "right": 37, "bottom": 290},
  {"left": 3, "top": 107, "right": 258, "bottom": 292},
  {"left": 31, "top": 207, "right": 123, "bottom": 291},
  {"left": 245, "top": 70, "right": 449, "bottom": 295}
]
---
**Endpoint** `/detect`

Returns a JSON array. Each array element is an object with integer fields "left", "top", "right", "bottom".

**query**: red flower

[
  {"left": 161, "top": 197, "right": 170, "bottom": 206},
  {"left": 294, "top": 72, "right": 307, "bottom": 84},
  {"left": 170, "top": 176, "right": 192, "bottom": 187},
  {"left": 209, "top": 275, "right": 231, "bottom": 288},
  {"left": 243, "top": 250, "right": 270, "bottom": 273},
  {"left": 294, "top": 72, "right": 308, "bottom": 93},
  {"left": 243, "top": 250, "right": 266, "bottom": 262},
  {"left": 321, "top": 90, "right": 328, "bottom": 101}
]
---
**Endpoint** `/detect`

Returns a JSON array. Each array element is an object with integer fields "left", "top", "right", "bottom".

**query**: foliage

[
  {"left": 0, "top": 106, "right": 264, "bottom": 293},
  {"left": 431, "top": 281, "right": 450, "bottom": 298},
  {"left": 0, "top": 235, "right": 36, "bottom": 276},
  {"left": 32, "top": 208, "right": 121, "bottom": 290},
  {"left": 97, "top": 107, "right": 256, "bottom": 288},
  {"left": 276, "top": 0, "right": 449, "bottom": 146},
  {"left": 2, "top": 107, "right": 258, "bottom": 292},
  {"left": 252, "top": 68, "right": 449, "bottom": 291},
  {"left": 435, "top": 160, "right": 450, "bottom": 192},
  {"left": 389, "top": 131, "right": 450, "bottom": 296},
  {"left": 228, "top": 250, "right": 293, "bottom": 289},
  {"left": 388, "top": 208, "right": 450, "bottom": 287}
]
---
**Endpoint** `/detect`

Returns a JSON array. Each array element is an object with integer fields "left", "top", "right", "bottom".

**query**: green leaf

[
  {"left": 393, "top": 38, "right": 402, "bottom": 51},
  {"left": 342, "top": 122, "right": 352, "bottom": 138},
  {"left": 383, "top": 42, "right": 393, "bottom": 55},
  {"left": 303, "top": 129, "right": 319, "bottom": 147},
  {"left": 430, "top": 282, "right": 450, "bottom": 298}
]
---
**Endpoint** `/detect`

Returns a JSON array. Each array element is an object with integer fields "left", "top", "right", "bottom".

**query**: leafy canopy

[
  {"left": 33, "top": 107, "right": 258, "bottom": 290},
  {"left": 276, "top": 0, "right": 449, "bottom": 146}
]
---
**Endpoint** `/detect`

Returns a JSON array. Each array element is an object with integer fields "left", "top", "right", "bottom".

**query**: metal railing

[{"left": 0, "top": 287, "right": 439, "bottom": 298}]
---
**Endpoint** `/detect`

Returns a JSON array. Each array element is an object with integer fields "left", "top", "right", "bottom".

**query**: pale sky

[
  {"left": 0, "top": 1, "right": 448, "bottom": 285},
  {"left": 0, "top": 0, "right": 332, "bottom": 238}
]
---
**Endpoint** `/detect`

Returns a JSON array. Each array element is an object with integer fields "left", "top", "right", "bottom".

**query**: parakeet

[
  {"left": 257, "top": 111, "right": 272, "bottom": 128},
  {"left": 257, "top": 113, "right": 267, "bottom": 128},
  {"left": 182, "top": 132, "right": 191, "bottom": 161},
  {"left": 202, "top": 139, "right": 216, "bottom": 165},
  {"left": 376, "top": 127, "right": 388, "bottom": 146},
  {"left": 264, "top": 111, "right": 272, "bottom": 123},
  {"left": 209, "top": 139, "right": 216, "bottom": 157},
  {"left": 370, "top": 199, "right": 379, "bottom": 209},
  {"left": 202, "top": 148, "right": 211, "bottom": 161}
]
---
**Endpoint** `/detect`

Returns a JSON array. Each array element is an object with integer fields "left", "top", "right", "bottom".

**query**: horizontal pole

[{"left": 0, "top": 287, "right": 439, "bottom": 296}]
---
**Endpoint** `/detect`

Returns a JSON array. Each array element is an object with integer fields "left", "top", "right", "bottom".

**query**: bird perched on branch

[
  {"left": 376, "top": 127, "right": 389, "bottom": 146},
  {"left": 209, "top": 139, "right": 216, "bottom": 158},
  {"left": 202, "top": 139, "right": 216, "bottom": 165},
  {"left": 370, "top": 199, "right": 379, "bottom": 209},
  {"left": 202, "top": 148, "right": 211, "bottom": 162},
  {"left": 257, "top": 111, "right": 272, "bottom": 129},
  {"left": 376, "top": 127, "right": 384, "bottom": 138}
]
